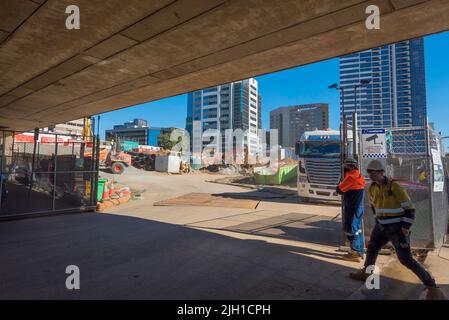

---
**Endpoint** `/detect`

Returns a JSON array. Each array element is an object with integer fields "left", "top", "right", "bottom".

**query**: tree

[{"left": 157, "top": 128, "right": 181, "bottom": 150}]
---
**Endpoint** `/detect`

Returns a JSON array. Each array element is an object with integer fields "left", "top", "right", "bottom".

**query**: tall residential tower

[
  {"left": 339, "top": 38, "right": 427, "bottom": 129},
  {"left": 186, "top": 78, "right": 261, "bottom": 156}
]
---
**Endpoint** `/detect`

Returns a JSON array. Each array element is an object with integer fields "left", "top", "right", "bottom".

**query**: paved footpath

[{"left": 1, "top": 169, "right": 447, "bottom": 299}]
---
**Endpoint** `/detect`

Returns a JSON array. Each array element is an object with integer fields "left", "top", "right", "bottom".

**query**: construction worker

[
  {"left": 349, "top": 159, "right": 445, "bottom": 299},
  {"left": 336, "top": 158, "right": 366, "bottom": 262},
  {"left": 418, "top": 164, "right": 428, "bottom": 184}
]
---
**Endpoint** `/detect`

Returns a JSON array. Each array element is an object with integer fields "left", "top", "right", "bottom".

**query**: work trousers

[
  {"left": 344, "top": 206, "right": 365, "bottom": 256},
  {"left": 364, "top": 222, "right": 436, "bottom": 288}
]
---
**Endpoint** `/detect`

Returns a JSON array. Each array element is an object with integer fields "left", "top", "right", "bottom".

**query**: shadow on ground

[
  {"left": 0, "top": 211, "right": 441, "bottom": 299},
  {"left": 214, "top": 189, "right": 340, "bottom": 206},
  {"left": 196, "top": 213, "right": 344, "bottom": 247}
]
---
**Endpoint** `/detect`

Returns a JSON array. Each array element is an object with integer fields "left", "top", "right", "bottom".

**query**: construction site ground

[{"left": 1, "top": 166, "right": 448, "bottom": 299}]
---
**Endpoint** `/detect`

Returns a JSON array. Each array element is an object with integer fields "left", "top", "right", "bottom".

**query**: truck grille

[{"left": 305, "top": 158, "right": 341, "bottom": 186}]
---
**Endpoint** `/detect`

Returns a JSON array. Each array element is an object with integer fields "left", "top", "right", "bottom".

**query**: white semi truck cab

[{"left": 295, "top": 129, "right": 352, "bottom": 202}]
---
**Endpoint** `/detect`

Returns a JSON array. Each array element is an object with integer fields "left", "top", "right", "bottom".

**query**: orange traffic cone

[
  {"left": 109, "top": 179, "right": 116, "bottom": 197},
  {"left": 102, "top": 181, "right": 110, "bottom": 201}
]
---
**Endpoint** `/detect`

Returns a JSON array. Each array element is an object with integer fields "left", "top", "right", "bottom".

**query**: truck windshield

[{"left": 299, "top": 141, "right": 340, "bottom": 157}]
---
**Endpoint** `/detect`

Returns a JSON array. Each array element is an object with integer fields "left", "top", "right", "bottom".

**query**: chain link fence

[{"left": 0, "top": 130, "right": 99, "bottom": 219}]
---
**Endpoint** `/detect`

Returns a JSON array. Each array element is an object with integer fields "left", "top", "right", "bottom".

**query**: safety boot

[
  {"left": 349, "top": 267, "right": 370, "bottom": 282},
  {"left": 341, "top": 251, "right": 363, "bottom": 262}
]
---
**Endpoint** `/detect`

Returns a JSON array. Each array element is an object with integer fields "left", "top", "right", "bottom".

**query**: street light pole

[
  {"left": 441, "top": 136, "right": 449, "bottom": 155},
  {"left": 354, "top": 84, "right": 363, "bottom": 127},
  {"left": 329, "top": 82, "right": 348, "bottom": 249},
  {"left": 353, "top": 84, "right": 360, "bottom": 162},
  {"left": 354, "top": 84, "right": 358, "bottom": 125},
  {"left": 353, "top": 79, "right": 371, "bottom": 162},
  {"left": 341, "top": 87, "right": 347, "bottom": 160},
  {"left": 355, "top": 79, "right": 372, "bottom": 126},
  {"left": 329, "top": 83, "right": 346, "bottom": 159},
  {"left": 329, "top": 79, "right": 371, "bottom": 253}
]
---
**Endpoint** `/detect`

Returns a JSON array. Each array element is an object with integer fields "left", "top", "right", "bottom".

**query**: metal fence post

[
  {"left": 424, "top": 121, "right": 436, "bottom": 246},
  {"left": 37, "top": 141, "right": 40, "bottom": 167},
  {"left": 11, "top": 131, "right": 15, "bottom": 164},
  {"left": 94, "top": 134, "right": 100, "bottom": 204},
  {"left": 52, "top": 135, "right": 58, "bottom": 211},
  {"left": 90, "top": 135, "right": 96, "bottom": 206},
  {"left": 340, "top": 114, "right": 349, "bottom": 249},
  {"left": 71, "top": 141, "right": 75, "bottom": 198},
  {"left": 27, "top": 128, "right": 39, "bottom": 209},
  {"left": 352, "top": 111, "right": 358, "bottom": 162},
  {"left": 0, "top": 131, "right": 5, "bottom": 211},
  {"left": 342, "top": 113, "right": 347, "bottom": 161}
]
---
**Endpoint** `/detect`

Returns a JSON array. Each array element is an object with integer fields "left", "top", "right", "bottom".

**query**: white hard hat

[{"left": 367, "top": 159, "right": 385, "bottom": 171}]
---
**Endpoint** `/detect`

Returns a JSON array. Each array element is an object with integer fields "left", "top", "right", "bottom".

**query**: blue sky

[{"left": 99, "top": 31, "right": 449, "bottom": 148}]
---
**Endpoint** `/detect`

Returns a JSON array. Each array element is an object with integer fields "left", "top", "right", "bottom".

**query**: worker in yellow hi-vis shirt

[{"left": 348, "top": 159, "right": 446, "bottom": 300}]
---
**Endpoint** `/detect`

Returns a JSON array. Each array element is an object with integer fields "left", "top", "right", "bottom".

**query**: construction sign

[
  {"left": 431, "top": 144, "right": 444, "bottom": 192},
  {"left": 362, "top": 129, "right": 387, "bottom": 158}
]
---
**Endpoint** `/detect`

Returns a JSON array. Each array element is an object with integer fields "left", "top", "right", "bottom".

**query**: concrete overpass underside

[{"left": 1, "top": 0, "right": 449, "bottom": 131}]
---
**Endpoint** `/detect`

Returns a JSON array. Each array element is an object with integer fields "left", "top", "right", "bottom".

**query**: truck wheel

[
  {"left": 299, "top": 196, "right": 310, "bottom": 203},
  {"left": 111, "top": 162, "right": 125, "bottom": 174}
]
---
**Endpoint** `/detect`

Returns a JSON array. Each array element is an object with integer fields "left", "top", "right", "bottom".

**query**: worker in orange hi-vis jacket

[{"left": 336, "top": 158, "right": 366, "bottom": 262}]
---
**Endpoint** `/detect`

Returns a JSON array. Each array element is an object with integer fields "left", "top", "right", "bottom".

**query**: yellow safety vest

[
  {"left": 418, "top": 171, "right": 427, "bottom": 183},
  {"left": 368, "top": 177, "right": 415, "bottom": 225}
]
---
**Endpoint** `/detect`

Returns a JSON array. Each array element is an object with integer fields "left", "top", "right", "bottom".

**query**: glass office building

[{"left": 270, "top": 104, "right": 329, "bottom": 148}]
